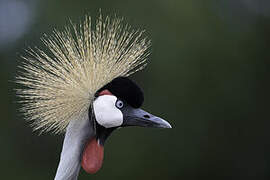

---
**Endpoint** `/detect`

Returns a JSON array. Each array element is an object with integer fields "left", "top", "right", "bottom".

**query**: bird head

[
  {"left": 82, "top": 76, "right": 171, "bottom": 174},
  {"left": 16, "top": 14, "right": 172, "bottom": 179}
]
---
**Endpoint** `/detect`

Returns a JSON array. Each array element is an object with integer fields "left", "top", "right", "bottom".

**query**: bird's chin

[
  {"left": 81, "top": 125, "right": 115, "bottom": 174},
  {"left": 81, "top": 136, "right": 104, "bottom": 174}
]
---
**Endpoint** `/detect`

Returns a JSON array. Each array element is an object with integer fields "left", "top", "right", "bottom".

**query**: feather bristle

[{"left": 16, "top": 14, "right": 151, "bottom": 134}]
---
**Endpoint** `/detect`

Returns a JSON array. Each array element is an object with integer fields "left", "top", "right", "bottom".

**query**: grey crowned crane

[{"left": 16, "top": 14, "right": 172, "bottom": 180}]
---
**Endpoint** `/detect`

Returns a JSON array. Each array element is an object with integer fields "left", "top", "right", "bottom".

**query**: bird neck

[{"left": 54, "top": 111, "right": 94, "bottom": 180}]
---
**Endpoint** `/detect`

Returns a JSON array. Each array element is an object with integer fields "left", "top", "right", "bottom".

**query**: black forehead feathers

[{"left": 96, "top": 77, "right": 144, "bottom": 108}]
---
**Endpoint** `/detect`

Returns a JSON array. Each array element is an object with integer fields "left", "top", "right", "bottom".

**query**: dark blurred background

[{"left": 2, "top": 0, "right": 270, "bottom": 179}]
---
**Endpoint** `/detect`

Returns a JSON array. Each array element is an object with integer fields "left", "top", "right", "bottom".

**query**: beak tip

[
  {"left": 161, "top": 120, "right": 172, "bottom": 129},
  {"left": 166, "top": 124, "right": 172, "bottom": 129}
]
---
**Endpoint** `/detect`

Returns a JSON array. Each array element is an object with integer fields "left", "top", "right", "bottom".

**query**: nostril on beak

[{"left": 143, "top": 114, "right": 150, "bottom": 119}]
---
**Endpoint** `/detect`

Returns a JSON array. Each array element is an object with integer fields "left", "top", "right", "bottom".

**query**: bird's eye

[{"left": 115, "top": 100, "right": 124, "bottom": 109}]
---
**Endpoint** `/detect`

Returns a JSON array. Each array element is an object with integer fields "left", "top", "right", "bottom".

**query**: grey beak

[{"left": 121, "top": 106, "right": 172, "bottom": 128}]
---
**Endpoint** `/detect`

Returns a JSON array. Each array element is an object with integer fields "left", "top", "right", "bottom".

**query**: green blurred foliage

[{"left": 1, "top": 0, "right": 270, "bottom": 179}]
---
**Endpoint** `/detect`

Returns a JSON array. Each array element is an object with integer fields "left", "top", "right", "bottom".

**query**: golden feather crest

[{"left": 16, "top": 15, "right": 151, "bottom": 134}]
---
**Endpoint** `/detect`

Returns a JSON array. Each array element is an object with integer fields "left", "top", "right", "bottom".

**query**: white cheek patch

[{"left": 93, "top": 95, "right": 123, "bottom": 128}]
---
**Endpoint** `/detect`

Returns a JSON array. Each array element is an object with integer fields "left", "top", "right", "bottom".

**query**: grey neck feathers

[{"left": 54, "top": 112, "right": 94, "bottom": 180}]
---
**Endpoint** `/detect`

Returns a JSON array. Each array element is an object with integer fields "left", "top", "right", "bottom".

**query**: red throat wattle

[{"left": 81, "top": 137, "right": 104, "bottom": 174}]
